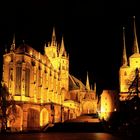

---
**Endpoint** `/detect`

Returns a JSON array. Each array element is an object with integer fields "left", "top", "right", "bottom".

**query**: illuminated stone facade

[
  {"left": 119, "top": 17, "right": 140, "bottom": 101},
  {"left": 2, "top": 28, "right": 98, "bottom": 131},
  {"left": 99, "top": 90, "right": 119, "bottom": 120}
]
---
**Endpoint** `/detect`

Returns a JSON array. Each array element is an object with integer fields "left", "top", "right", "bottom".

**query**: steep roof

[{"left": 69, "top": 74, "right": 86, "bottom": 90}]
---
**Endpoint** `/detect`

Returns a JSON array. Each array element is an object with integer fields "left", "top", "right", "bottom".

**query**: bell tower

[
  {"left": 44, "top": 27, "right": 60, "bottom": 70},
  {"left": 59, "top": 36, "right": 69, "bottom": 91},
  {"left": 119, "top": 16, "right": 140, "bottom": 100}
]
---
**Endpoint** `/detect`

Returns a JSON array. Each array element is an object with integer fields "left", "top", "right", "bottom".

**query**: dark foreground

[
  {"left": 0, "top": 122, "right": 140, "bottom": 140},
  {"left": 0, "top": 132, "right": 136, "bottom": 140},
  {"left": 1, "top": 113, "right": 140, "bottom": 140}
]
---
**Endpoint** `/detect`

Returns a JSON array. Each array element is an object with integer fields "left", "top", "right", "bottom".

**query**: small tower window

[
  {"left": 124, "top": 71, "right": 127, "bottom": 76},
  {"left": 62, "top": 66, "right": 65, "bottom": 70}
]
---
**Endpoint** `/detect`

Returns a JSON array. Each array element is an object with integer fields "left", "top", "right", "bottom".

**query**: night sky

[{"left": 0, "top": 0, "right": 139, "bottom": 92}]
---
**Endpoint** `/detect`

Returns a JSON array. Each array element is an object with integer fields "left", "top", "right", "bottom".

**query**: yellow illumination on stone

[
  {"left": 2, "top": 28, "right": 98, "bottom": 131},
  {"left": 100, "top": 90, "right": 119, "bottom": 121},
  {"left": 119, "top": 16, "right": 140, "bottom": 101}
]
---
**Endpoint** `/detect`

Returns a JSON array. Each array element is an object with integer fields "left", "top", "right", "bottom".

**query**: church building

[
  {"left": 119, "top": 16, "right": 140, "bottom": 101},
  {"left": 1, "top": 27, "right": 98, "bottom": 131}
]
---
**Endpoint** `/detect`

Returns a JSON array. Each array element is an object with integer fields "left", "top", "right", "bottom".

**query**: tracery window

[
  {"left": 25, "top": 63, "right": 30, "bottom": 97},
  {"left": 15, "top": 62, "right": 22, "bottom": 95}
]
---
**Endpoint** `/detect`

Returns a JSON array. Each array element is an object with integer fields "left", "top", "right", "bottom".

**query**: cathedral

[
  {"left": 2, "top": 27, "right": 98, "bottom": 131},
  {"left": 119, "top": 16, "right": 140, "bottom": 101}
]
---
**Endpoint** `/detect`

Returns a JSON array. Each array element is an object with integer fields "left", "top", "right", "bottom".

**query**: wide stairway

[
  {"left": 66, "top": 114, "right": 100, "bottom": 123},
  {"left": 44, "top": 114, "right": 105, "bottom": 132}
]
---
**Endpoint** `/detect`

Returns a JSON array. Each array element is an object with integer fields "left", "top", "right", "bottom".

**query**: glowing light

[
  {"left": 100, "top": 90, "right": 118, "bottom": 120},
  {"left": 2, "top": 28, "right": 98, "bottom": 131}
]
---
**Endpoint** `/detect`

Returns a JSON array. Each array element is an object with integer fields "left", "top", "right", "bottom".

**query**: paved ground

[{"left": 45, "top": 114, "right": 102, "bottom": 132}]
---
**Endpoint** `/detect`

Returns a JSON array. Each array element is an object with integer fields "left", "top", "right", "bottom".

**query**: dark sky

[{"left": 0, "top": 0, "right": 139, "bottom": 92}]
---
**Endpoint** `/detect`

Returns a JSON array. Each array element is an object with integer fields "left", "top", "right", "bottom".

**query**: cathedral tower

[
  {"left": 44, "top": 27, "right": 60, "bottom": 70},
  {"left": 119, "top": 16, "right": 140, "bottom": 100},
  {"left": 59, "top": 36, "right": 69, "bottom": 91}
]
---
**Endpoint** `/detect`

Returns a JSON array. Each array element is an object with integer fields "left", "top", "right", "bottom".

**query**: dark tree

[{"left": 0, "top": 82, "right": 16, "bottom": 132}]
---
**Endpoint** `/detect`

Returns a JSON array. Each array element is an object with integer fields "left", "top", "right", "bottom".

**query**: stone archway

[
  {"left": 27, "top": 108, "right": 40, "bottom": 130},
  {"left": 7, "top": 105, "right": 23, "bottom": 131},
  {"left": 64, "top": 111, "right": 68, "bottom": 121},
  {"left": 40, "top": 108, "right": 49, "bottom": 127},
  {"left": 61, "top": 87, "right": 69, "bottom": 101},
  {"left": 82, "top": 101, "right": 95, "bottom": 114}
]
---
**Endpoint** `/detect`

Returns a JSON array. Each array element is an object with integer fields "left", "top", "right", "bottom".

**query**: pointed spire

[
  {"left": 44, "top": 42, "right": 47, "bottom": 55},
  {"left": 133, "top": 16, "right": 139, "bottom": 54},
  {"left": 51, "top": 27, "right": 56, "bottom": 46},
  {"left": 59, "top": 36, "right": 66, "bottom": 57},
  {"left": 86, "top": 71, "right": 90, "bottom": 91},
  {"left": 94, "top": 82, "right": 96, "bottom": 92},
  {"left": 44, "top": 42, "right": 47, "bottom": 49},
  {"left": 10, "top": 34, "right": 15, "bottom": 51},
  {"left": 122, "top": 27, "right": 128, "bottom": 66},
  {"left": 44, "top": 42, "right": 47, "bottom": 48},
  {"left": 5, "top": 45, "right": 7, "bottom": 53}
]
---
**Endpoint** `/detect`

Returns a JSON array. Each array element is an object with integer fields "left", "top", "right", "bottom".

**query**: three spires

[{"left": 122, "top": 16, "right": 139, "bottom": 66}]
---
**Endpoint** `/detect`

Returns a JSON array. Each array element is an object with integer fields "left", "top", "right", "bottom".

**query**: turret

[
  {"left": 51, "top": 27, "right": 57, "bottom": 46},
  {"left": 10, "top": 34, "right": 15, "bottom": 52},
  {"left": 94, "top": 82, "right": 96, "bottom": 93},
  {"left": 44, "top": 27, "right": 58, "bottom": 68},
  {"left": 59, "top": 36, "right": 67, "bottom": 57},
  {"left": 86, "top": 71, "right": 90, "bottom": 91}
]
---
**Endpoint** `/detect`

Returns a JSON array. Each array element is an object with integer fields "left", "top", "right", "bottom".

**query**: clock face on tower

[{"left": 5, "top": 56, "right": 11, "bottom": 63}]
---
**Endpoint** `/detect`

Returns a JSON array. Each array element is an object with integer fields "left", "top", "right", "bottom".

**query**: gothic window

[
  {"left": 15, "top": 62, "right": 22, "bottom": 95},
  {"left": 38, "top": 65, "right": 41, "bottom": 70},
  {"left": 52, "top": 53, "right": 55, "bottom": 58},
  {"left": 31, "top": 61, "right": 35, "bottom": 66},
  {"left": 50, "top": 70, "right": 52, "bottom": 76},
  {"left": 44, "top": 69, "right": 47, "bottom": 73},
  {"left": 124, "top": 71, "right": 127, "bottom": 76},
  {"left": 25, "top": 64, "right": 30, "bottom": 97},
  {"left": 62, "top": 66, "right": 65, "bottom": 70}
]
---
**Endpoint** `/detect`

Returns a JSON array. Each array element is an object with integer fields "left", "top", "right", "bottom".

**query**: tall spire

[
  {"left": 86, "top": 71, "right": 90, "bottom": 91},
  {"left": 133, "top": 16, "right": 139, "bottom": 54},
  {"left": 10, "top": 34, "right": 15, "bottom": 51},
  {"left": 44, "top": 42, "right": 47, "bottom": 55},
  {"left": 94, "top": 82, "right": 96, "bottom": 92},
  {"left": 122, "top": 27, "right": 128, "bottom": 66},
  {"left": 51, "top": 27, "right": 56, "bottom": 46},
  {"left": 59, "top": 36, "right": 66, "bottom": 57}
]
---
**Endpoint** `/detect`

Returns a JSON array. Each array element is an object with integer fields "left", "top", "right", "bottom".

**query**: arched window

[
  {"left": 15, "top": 61, "right": 22, "bottom": 95},
  {"left": 25, "top": 63, "right": 30, "bottom": 97},
  {"left": 124, "top": 71, "right": 127, "bottom": 76}
]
